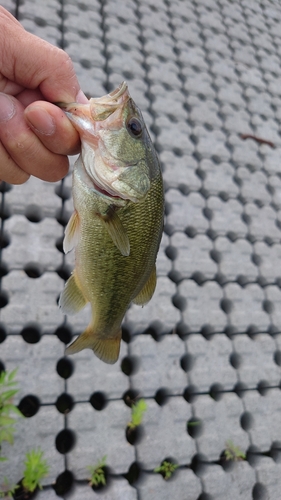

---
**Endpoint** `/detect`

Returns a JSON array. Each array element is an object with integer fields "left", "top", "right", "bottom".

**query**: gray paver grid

[{"left": 1, "top": 0, "right": 281, "bottom": 499}]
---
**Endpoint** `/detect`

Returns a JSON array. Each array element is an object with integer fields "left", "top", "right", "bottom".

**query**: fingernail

[
  {"left": 76, "top": 89, "right": 89, "bottom": 104},
  {"left": 25, "top": 107, "right": 56, "bottom": 135},
  {"left": 0, "top": 93, "right": 15, "bottom": 122}
]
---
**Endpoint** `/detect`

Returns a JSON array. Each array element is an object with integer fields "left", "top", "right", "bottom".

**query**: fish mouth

[
  {"left": 92, "top": 181, "right": 122, "bottom": 199},
  {"left": 78, "top": 154, "right": 126, "bottom": 202},
  {"left": 82, "top": 142, "right": 139, "bottom": 202},
  {"left": 57, "top": 82, "right": 129, "bottom": 123}
]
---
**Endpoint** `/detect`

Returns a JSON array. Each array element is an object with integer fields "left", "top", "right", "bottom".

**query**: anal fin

[
  {"left": 99, "top": 206, "right": 130, "bottom": 257},
  {"left": 66, "top": 326, "right": 121, "bottom": 364},
  {"left": 63, "top": 210, "right": 79, "bottom": 254},
  {"left": 133, "top": 265, "right": 157, "bottom": 306},
  {"left": 59, "top": 272, "right": 87, "bottom": 315}
]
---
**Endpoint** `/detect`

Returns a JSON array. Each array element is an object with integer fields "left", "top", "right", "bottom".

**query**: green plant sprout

[
  {"left": 87, "top": 456, "right": 107, "bottom": 487},
  {"left": 22, "top": 448, "right": 50, "bottom": 493},
  {"left": 224, "top": 440, "right": 246, "bottom": 462},
  {"left": 0, "top": 368, "right": 23, "bottom": 462},
  {"left": 154, "top": 460, "right": 179, "bottom": 480},
  {"left": 127, "top": 399, "right": 147, "bottom": 430},
  {"left": 187, "top": 420, "right": 200, "bottom": 427},
  {"left": 0, "top": 477, "right": 19, "bottom": 499}
]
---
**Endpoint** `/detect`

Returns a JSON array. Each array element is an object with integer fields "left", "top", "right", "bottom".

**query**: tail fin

[{"left": 65, "top": 326, "right": 121, "bottom": 364}]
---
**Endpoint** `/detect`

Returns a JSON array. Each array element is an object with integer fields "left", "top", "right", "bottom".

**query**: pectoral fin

[
  {"left": 100, "top": 207, "right": 130, "bottom": 256},
  {"left": 133, "top": 265, "right": 157, "bottom": 306},
  {"left": 63, "top": 210, "right": 79, "bottom": 254},
  {"left": 59, "top": 272, "right": 87, "bottom": 315},
  {"left": 66, "top": 326, "right": 121, "bottom": 364}
]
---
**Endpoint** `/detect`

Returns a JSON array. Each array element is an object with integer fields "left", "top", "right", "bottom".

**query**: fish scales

[
  {"left": 58, "top": 82, "right": 164, "bottom": 364},
  {"left": 75, "top": 176, "right": 163, "bottom": 331}
]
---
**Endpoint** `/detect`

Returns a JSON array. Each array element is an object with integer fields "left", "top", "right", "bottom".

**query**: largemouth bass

[{"left": 58, "top": 82, "right": 164, "bottom": 364}]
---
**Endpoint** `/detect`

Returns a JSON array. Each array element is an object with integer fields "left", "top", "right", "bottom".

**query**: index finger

[{"left": 0, "top": 6, "right": 86, "bottom": 103}]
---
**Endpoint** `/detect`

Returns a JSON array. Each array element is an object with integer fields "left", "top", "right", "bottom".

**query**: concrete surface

[{"left": 1, "top": 0, "right": 281, "bottom": 499}]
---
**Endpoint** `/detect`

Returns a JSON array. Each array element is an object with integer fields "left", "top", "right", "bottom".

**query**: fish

[{"left": 58, "top": 82, "right": 164, "bottom": 364}]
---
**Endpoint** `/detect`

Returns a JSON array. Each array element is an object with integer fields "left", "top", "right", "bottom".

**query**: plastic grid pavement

[{"left": 1, "top": 0, "right": 281, "bottom": 499}]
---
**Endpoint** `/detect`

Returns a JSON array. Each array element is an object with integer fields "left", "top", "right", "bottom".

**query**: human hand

[{"left": 0, "top": 6, "right": 88, "bottom": 185}]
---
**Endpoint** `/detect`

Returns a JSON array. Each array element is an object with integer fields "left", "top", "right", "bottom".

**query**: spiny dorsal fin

[
  {"left": 99, "top": 207, "right": 130, "bottom": 256},
  {"left": 63, "top": 210, "right": 80, "bottom": 254},
  {"left": 133, "top": 265, "right": 157, "bottom": 306},
  {"left": 59, "top": 272, "right": 87, "bottom": 315}
]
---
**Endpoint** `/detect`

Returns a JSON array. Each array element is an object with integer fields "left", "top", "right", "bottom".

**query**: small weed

[
  {"left": 87, "top": 456, "right": 107, "bottom": 487},
  {"left": 187, "top": 420, "right": 200, "bottom": 427},
  {"left": 127, "top": 399, "right": 147, "bottom": 430},
  {"left": 22, "top": 448, "right": 50, "bottom": 493},
  {"left": 0, "top": 478, "right": 19, "bottom": 499},
  {"left": 224, "top": 440, "right": 246, "bottom": 462},
  {"left": 0, "top": 369, "right": 23, "bottom": 461},
  {"left": 154, "top": 460, "right": 179, "bottom": 480}
]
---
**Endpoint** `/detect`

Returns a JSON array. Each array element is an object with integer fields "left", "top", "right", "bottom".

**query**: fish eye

[{"left": 126, "top": 117, "right": 143, "bottom": 138}]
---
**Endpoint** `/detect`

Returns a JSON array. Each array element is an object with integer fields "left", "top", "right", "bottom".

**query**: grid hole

[
  {"left": 209, "top": 383, "right": 224, "bottom": 401},
  {"left": 252, "top": 483, "right": 268, "bottom": 500},
  {"left": 55, "top": 324, "right": 73, "bottom": 345},
  {"left": 234, "top": 382, "right": 248, "bottom": 398},
  {"left": 183, "top": 385, "right": 198, "bottom": 403},
  {"left": 91, "top": 466, "right": 110, "bottom": 492},
  {"left": 269, "top": 441, "right": 281, "bottom": 463},
  {"left": 121, "top": 327, "right": 131, "bottom": 344},
  {"left": 155, "top": 388, "right": 169, "bottom": 406},
  {"left": 56, "top": 357, "right": 74, "bottom": 379},
  {"left": 56, "top": 393, "right": 74, "bottom": 414},
  {"left": 55, "top": 429, "right": 75, "bottom": 454},
  {"left": 229, "top": 352, "right": 242, "bottom": 369},
  {"left": 0, "top": 290, "right": 9, "bottom": 309},
  {"left": 126, "top": 424, "right": 143, "bottom": 445},
  {"left": 165, "top": 245, "right": 178, "bottom": 260},
  {"left": 24, "top": 262, "right": 44, "bottom": 278},
  {"left": 90, "top": 391, "right": 107, "bottom": 411},
  {"left": 53, "top": 470, "right": 74, "bottom": 496},
  {"left": 124, "top": 462, "right": 142, "bottom": 485},
  {"left": 180, "top": 353, "right": 194, "bottom": 372},
  {"left": 190, "top": 454, "right": 207, "bottom": 477},
  {"left": 18, "top": 395, "right": 40, "bottom": 417},
  {"left": 123, "top": 389, "right": 140, "bottom": 408},
  {"left": 25, "top": 204, "right": 44, "bottom": 223},
  {"left": 0, "top": 261, "right": 9, "bottom": 278},
  {"left": 56, "top": 264, "right": 71, "bottom": 281},
  {"left": 56, "top": 208, "right": 70, "bottom": 227},
  {"left": 21, "top": 323, "right": 41, "bottom": 343},
  {"left": 196, "top": 494, "right": 214, "bottom": 500},
  {"left": 121, "top": 356, "right": 138, "bottom": 376},
  {"left": 0, "top": 182, "right": 12, "bottom": 193},
  {"left": 257, "top": 380, "right": 270, "bottom": 396},
  {"left": 0, "top": 231, "right": 10, "bottom": 249},
  {"left": 274, "top": 350, "right": 281, "bottom": 366},
  {"left": 0, "top": 324, "right": 7, "bottom": 343},
  {"left": 172, "top": 293, "right": 186, "bottom": 311},
  {"left": 55, "top": 184, "right": 71, "bottom": 200},
  {"left": 220, "top": 298, "right": 233, "bottom": 314},
  {"left": 185, "top": 226, "right": 197, "bottom": 238},
  {"left": 187, "top": 417, "right": 203, "bottom": 438},
  {"left": 0, "top": 203, "right": 11, "bottom": 220},
  {"left": 240, "top": 411, "right": 253, "bottom": 431},
  {"left": 56, "top": 236, "right": 64, "bottom": 253}
]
